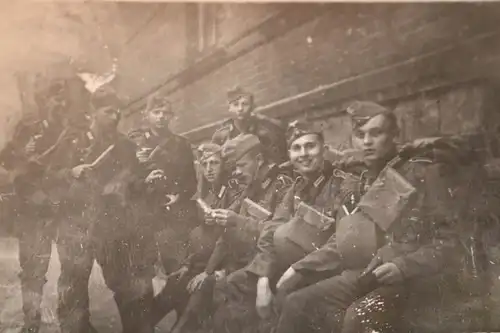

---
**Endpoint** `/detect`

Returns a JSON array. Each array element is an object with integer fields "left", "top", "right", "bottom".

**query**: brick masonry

[{"left": 120, "top": 3, "right": 500, "bottom": 146}]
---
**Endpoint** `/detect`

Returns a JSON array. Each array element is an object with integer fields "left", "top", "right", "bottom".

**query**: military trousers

[
  {"left": 275, "top": 269, "right": 408, "bottom": 333},
  {"left": 57, "top": 211, "right": 156, "bottom": 333},
  {"left": 15, "top": 212, "right": 57, "bottom": 331},
  {"left": 152, "top": 202, "right": 199, "bottom": 274},
  {"left": 151, "top": 221, "right": 219, "bottom": 327},
  {"left": 212, "top": 269, "right": 271, "bottom": 333},
  {"left": 212, "top": 264, "right": 328, "bottom": 333}
]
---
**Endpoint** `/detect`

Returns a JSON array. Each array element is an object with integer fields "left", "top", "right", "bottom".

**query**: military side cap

[
  {"left": 227, "top": 86, "right": 253, "bottom": 103},
  {"left": 346, "top": 101, "right": 391, "bottom": 128},
  {"left": 90, "top": 85, "right": 121, "bottom": 111},
  {"left": 222, "top": 134, "right": 261, "bottom": 164},
  {"left": 197, "top": 142, "right": 223, "bottom": 162},
  {"left": 286, "top": 119, "right": 324, "bottom": 147},
  {"left": 146, "top": 94, "right": 173, "bottom": 114}
]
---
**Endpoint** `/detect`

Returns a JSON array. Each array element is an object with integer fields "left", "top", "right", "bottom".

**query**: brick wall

[
  {"left": 114, "top": 3, "right": 188, "bottom": 101},
  {"left": 307, "top": 81, "right": 500, "bottom": 155},
  {"left": 217, "top": 4, "right": 281, "bottom": 46},
  {"left": 121, "top": 3, "right": 500, "bottom": 145}
]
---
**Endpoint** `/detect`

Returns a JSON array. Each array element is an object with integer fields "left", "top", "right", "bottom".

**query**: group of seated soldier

[{"left": 163, "top": 95, "right": 496, "bottom": 333}]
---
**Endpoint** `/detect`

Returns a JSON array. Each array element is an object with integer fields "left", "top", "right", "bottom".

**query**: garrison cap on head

[
  {"left": 90, "top": 85, "right": 122, "bottom": 111},
  {"left": 346, "top": 101, "right": 392, "bottom": 129},
  {"left": 227, "top": 86, "right": 254, "bottom": 104},
  {"left": 222, "top": 134, "right": 261, "bottom": 165},
  {"left": 146, "top": 94, "right": 173, "bottom": 114},
  {"left": 197, "top": 142, "right": 223, "bottom": 163},
  {"left": 286, "top": 119, "right": 324, "bottom": 148}
]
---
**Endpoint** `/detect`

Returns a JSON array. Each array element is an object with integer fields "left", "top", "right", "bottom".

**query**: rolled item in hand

[
  {"left": 196, "top": 198, "right": 213, "bottom": 216},
  {"left": 89, "top": 144, "right": 115, "bottom": 169}
]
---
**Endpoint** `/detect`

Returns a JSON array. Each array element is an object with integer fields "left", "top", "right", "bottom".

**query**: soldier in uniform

[
  {"left": 133, "top": 94, "right": 199, "bottom": 327},
  {"left": 181, "top": 133, "right": 290, "bottom": 333},
  {"left": 187, "top": 142, "right": 244, "bottom": 275},
  {"left": 272, "top": 101, "right": 460, "bottom": 333},
  {"left": 211, "top": 120, "right": 344, "bottom": 333},
  {"left": 56, "top": 86, "right": 156, "bottom": 333},
  {"left": 0, "top": 79, "right": 82, "bottom": 333},
  {"left": 164, "top": 142, "right": 244, "bottom": 333},
  {"left": 211, "top": 87, "right": 288, "bottom": 165}
]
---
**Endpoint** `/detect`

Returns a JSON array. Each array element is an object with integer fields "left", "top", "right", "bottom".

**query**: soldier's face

[
  {"left": 201, "top": 154, "right": 223, "bottom": 184},
  {"left": 228, "top": 96, "right": 253, "bottom": 119},
  {"left": 147, "top": 108, "right": 173, "bottom": 129},
  {"left": 289, "top": 134, "right": 325, "bottom": 175},
  {"left": 234, "top": 151, "right": 261, "bottom": 184},
  {"left": 351, "top": 114, "right": 397, "bottom": 166},
  {"left": 94, "top": 106, "right": 119, "bottom": 129}
]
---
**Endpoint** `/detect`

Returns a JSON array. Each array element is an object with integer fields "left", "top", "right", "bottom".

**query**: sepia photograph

[{"left": 1, "top": 1, "right": 500, "bottom": 333}]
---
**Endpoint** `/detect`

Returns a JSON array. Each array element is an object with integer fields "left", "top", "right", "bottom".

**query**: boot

[
  {"left": 21, "top": 288, "right": 43, "bottom": 333},
  {"left": 20, "top": 324, "right": 40, "bottom": 333}
]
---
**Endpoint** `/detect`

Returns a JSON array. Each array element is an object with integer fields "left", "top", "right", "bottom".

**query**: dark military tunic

[
  {"left": 0, "top": 115, "right": 73, "bottom": 330},
  {"left": 186, "top": 178, "right": 245, "bottom": 273},
  {"left": 245, "top": 160, "right": 341, "bottom": 279},
  {"left": 0, "top": 117, "right": 67, "bottom": 218},
  {"left": 56, "top": 129, "right": 155, "bottom": 333},
  {"left": 205, "top": 163, "right": 293, "bottom": 275},
  {"left": 138, "top": 127, "right": 198, "bottom": 222},
  {"left": 212, "top": 114, "right": 288, "bottom": 164},
  {"left": 274, "top": 154, "right": 460, "bottom": 333}
]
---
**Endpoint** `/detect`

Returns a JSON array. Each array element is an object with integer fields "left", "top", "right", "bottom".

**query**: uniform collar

[
  {"left": 295, "top": 160, "right": 333, "bottom": 197},
  {"left": 364, "top": 150, "right": 398, "bottom": 179},
  {"left": 233, "top": 113, "right": 256, "bottom": 133},
  {"left": 258, "top": 162, "right": 279, "bottom": 191}
]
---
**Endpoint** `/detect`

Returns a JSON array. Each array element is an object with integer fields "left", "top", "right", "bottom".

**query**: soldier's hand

[
  {"left": 145, "top": 169, "right": 164, "bottom": 183},
  {"left": 214, "top": 269, "right": 226, "bottom": 281},
  {"left": 211, "top": 209, "right": 239, "bottom": 226},
  {"left": 71, "top": 164, "right": 92, "bottom": 179},
  {"left": 276, "top": 266, "right": 301, "bottom": 293},
  {"left": 24, "top": 137, "right": 37, "bottom": 156},
  {"left": 187, "top": 271, "right": 209, "bottom": 293},
  {"left": 136, "top": 147, "right": 152, "bottom": 163},
  {"left": 256, "top": 277, "right": 274, "bottom": 319},
  {"left": 168, "top": 265, "right": 189, "bottom": 281},
  {"left": 373, "top": 262, "right": 403, "bottom": 285},
  {"left": 204, "top": 214, "right": 216, "bottom": 225}
]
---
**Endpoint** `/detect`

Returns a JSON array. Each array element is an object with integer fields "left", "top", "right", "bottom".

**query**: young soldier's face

[
  {"left": 94, "top": 106, "right": 119, "bottom": 130},
  {"left": 351, "top": 114, "right": 397, "bottom": 166},
  {"left": 201, "top": 154, "right": 223, "bottom": 184},
  {"left": 228, "top": 96, "right": 253, "bottom": 120},
  {"left": 289, "top": 134, "right": 325, "bottom": 176},
  {"left": 146, "top": 108, "right": 173, "bottom": 130},
  {"left": 234, "top": 151, "right": 261, "bottom": 184}
]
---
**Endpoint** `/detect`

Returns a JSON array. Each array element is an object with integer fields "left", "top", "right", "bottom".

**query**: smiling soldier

[
  {"left": 210, "top": 120, "right": 354, "bottom": 333},
  {"left": 273, "top": 101, "right": 460, "bottom": 333}
]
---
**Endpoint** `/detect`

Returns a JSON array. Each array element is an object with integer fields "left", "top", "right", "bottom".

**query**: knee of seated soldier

[
  {"left": 282, "top": 288, "right": 313, "bottom": 312},
  {"left": 226, "top": 268, "right": 251, "bottom": 285}
]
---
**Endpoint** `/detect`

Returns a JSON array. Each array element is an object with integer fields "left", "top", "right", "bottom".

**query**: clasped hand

[
  {"left": 136, "top": 147, "right": 153, "bottom": 163},
  {"left": 372, "top": 262, "right": 403, "bottom": 285},
  {"left": 71, "top": 164, "right": 93, "bottom": 179},
  {"left": 210, "top": 208, "right": 239, "bottom": 227}
]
